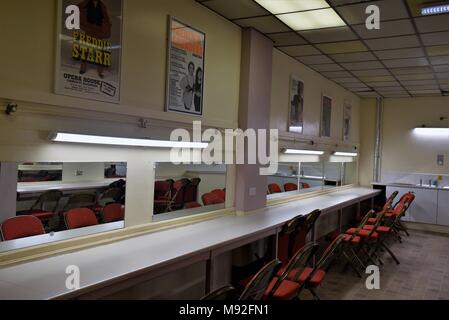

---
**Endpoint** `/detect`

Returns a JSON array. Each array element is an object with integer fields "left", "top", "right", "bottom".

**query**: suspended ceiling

[{"left": 196, "top": 0, "right": 449, "bottom": 98}]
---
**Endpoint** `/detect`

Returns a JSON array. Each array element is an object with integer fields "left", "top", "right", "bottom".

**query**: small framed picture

[
  {"left": 321, "top": 95, "right": 332, "bottom": 137},
  {"left": 288, "top": 75, "right": 304, "bottom": 134}
]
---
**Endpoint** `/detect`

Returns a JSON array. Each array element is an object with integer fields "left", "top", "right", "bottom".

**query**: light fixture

[
  {"left": 283, "top": 148, "right": 325, "bottom": 155},
  {"left": 421, "top": 3, "right": 449, "bottom": 16},
  {"left": 413, "top": 127, "right": 449, "bottom": 136},
  {"left": 255, "top": 0, "right": 329, "bottom": 14},
  {"left": 255, "top": 0, "right": 346, "bottom": 31},
  {"left": 333, "top": 152, "right": 358, "bottom": 157},
  {"left": 49, "top": 132, "right": 208, "bottom": 149}
]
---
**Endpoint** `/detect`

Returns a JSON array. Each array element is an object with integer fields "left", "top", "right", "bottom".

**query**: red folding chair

[
  {"left": 1, "top": 216, "right": 45, "bottom": 241},
  {"left": 29, "top": 190, "right": 63, "bottom": 224},
  {"left": 268, "top": 184, "right": 282, "bottom": 194},
  {"left": 284, "top": 183, "right": 298, "bottom": 192},
  {"left": 239, "top": 259, "right": 282, "bottom": 301},
  {"left": 202, "top": 193, "right": 225, "bottom": 206},
  {"left": 211, "top": 189, "right": 226, "bottom": 201},
  {"left": 102, "top": 203, "right": 125, "bottom": 223},
  {"left": 184, "top": 202, "right": 202, "bottom": 209},
  {"left": 64, "top": 208, "right": 99, "bottom": 230}
]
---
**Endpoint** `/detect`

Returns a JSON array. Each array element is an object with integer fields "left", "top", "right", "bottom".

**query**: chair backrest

[
  {"left": 171, "top": 179, "right": 189, "bottom": 204},
  {"left": 185, "top": 202, "right": 202, "bottom": 209},
  {"left": 302, "top": 183, "right": 311, "bottom": 189},
  {"left": 65, "top": 208, "right": 98, "bottom": 229},
  {"left": 266, "top": 243, "right": 319, "bottom": 298},
  {"left": 277, "top": 215, "right": 306, "bottom": 263},
  {"left": 1, "top": 216, "right": 45, "bottom": 241},
  {"left": 239, "top": 259, "right": 282, "bottom": 301},
  {"left": 63, "top": 193, "right": 97, "bottom": 211},
  {"left": 98, "top": 188, "right": 123, "bottom": 206},
  {"left": 102, "top": 203, "right": 125, "bottom": 223},
  {"left": 292, "top": 209, "right": 321, "bottom": 254},
  {"left": 284, "top": 183, "right": 298, "bottom": 192},
  {"left": 184, "top": 178, "right": 201, "bottom": 203},
  {"left": 268, "top": 184, "right": 282, "bottom": 194},
  {"left": 201, "top": 285, "right": 237, "bottom": 301},
  {"left": 392, "top": 192, "right": 415, "bottom": 216},
  {"left": 202, "top": 193, "right": 225, "bottom": 206},
  {"left": 316, "top": 234, "right": 345, "bottom": 270},
  {"left": 382, "top": 190, "right": 399, "bottom": 211},
  {"left": 154, "top": 181, "right": 171, "bottom": 200},
  {"left": 211, "top": 189, "right": 226, "bottom": 201},
  {"left": 30, "top": 190, "right": 63, "bottom": 212}
]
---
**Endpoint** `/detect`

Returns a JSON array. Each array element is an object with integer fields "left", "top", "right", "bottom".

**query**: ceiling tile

[
  {"left": 321, "top": 70, "right": 353, "bottom": 78},
  {"left": 422, "top": 31, "right": 449, "bottom": 46},
  {"left": 383, "top": 57, "right": 429, "bottom": 68},
  {"left": 409, "top": 89, "right": 441, "bottom": 95},
  {"left": 365, "top": 35, "right": 420, "bottom": 50},
  {"left": 341, "top": 61, "right": 384, "bottom": 70},
  {"left": 357, "top": 91, "right": 381, "bottom": 97},
  {"left": 316, "top": 40, "right": 367, "bottom": 54},
  {"left": 375, "top": 47, "right": 425, "bottom": 60},
  {"left": 436, "top": 72, "right": 449, "bottom": 79},
  {"left": 277, "top": 9, "right": 346, "bottom": 31},
  {"left": 429, "top": 55, "right": 449, "bottom": 65},
  {"left": 405, "top": 84, "right": 440, "bottom": 90},
  {"left": 328, "top": 0, "right": 363, "bottom": 5},
  {"left": 343, "top": 83, "right": 370, "bottom": 89},
  {"left": 352, "top": 69, "right": 391, "bottom": 77},
  {"left": 396, "top": 73, "right": 436, "bottom": 81},
  {"left": 310, "top": 63, "right": 344, "bottom": 72},
  {"left": 368, "top": 81, "right": 401, "bottom": 87},
  {"left": 390, "top": 66, "right": 433, "bottom": 75},
  {"left": 426, "top": 45, "right": 449, "bottom": 57},
  {"left": 297, "top": 55, "right": 334, "bottom": 64},
  {"left": 414, "top": 15, "right": 449, "bottom": 33},
  {"left": 359, "top": 75, "right": 396, "bottom": 82},
  {"left": 234, "top": 16, "right": 290, "bottom": 33},
  {"left": 401, "top": 79, "right": 438, "bottom": 86},
  {"left": 268, "top": 32, "right": 308, "bottom": 46},
  {"left": 349, "top": 86, "right": 371, "bottom": 92},
  {"left": 331, "top": 52, "right": 377, "bottom": 63},
  {"left": 203, "top": 0, "right": 269, "bottom": 20},
  {"left": 278, "top": 45, "right": 320, "bottom": 56},
  {"left": 332, "top": 77, "right": 360, "bottom": 83},
  {"left": 299, "top": 26, "right": 358, "bottom": 43},
  {"left": 433, "top": 65, "right": 449, "bottom": 72},
  {"left": 335, "top": 0, "right": 409, "bottom": 25},
  {"left": 440, "top": 79, "right": 449, "bottom": 85},
  {"left": 374, "top": 86, "right": 406, "bottom": 92},
  {"left": 383, "top": 93, "right": 410, "bottom": 98},
  {"left": 352, "top": 20, "right": 415, "bottom": 39}
]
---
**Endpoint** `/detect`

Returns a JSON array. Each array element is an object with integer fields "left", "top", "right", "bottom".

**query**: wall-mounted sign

[
  {"left": 437, "top": 154, "right": 444, "bottom": 166},
  {"left": 321, "top": 95, "right": 332, "bottom": 137},
  {"left": 288, "top": 75, "right": 304, "bottom": 134},
  {"left": 55, "top": 0, "right": 123, "bottom": 103},
  {"left": 166, "top": 17, "right": 205, "bottom": 116},
  {"left": 343, "top": 102, "right": 352, "bottom": 141}
]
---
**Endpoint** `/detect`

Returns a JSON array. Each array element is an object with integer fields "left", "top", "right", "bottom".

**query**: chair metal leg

[{"left": 381, "top": 243, "right": 400, "bottom": 265}]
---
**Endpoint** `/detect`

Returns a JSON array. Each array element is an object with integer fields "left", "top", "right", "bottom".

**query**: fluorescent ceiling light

[
  {"left": 333, "top": 152, "right": 358, "bottom": 157},
  {"left": 413, "top": 127, "right": 449, "bottom": 136},
  {"left": 277, "top": 8, "right": 346, "bottom": 31},
  {"left": 421, "top": 4, "right": 449, "bottom": 16},
  {"left": 255, "top": 0, "right": 329, "bottom": 14},
  {"left": 49, "top": 132, "right": 208, "bottom": 149},
  {"left": 289, "top": 126, "right": 303, "bottom": 133},
  {"left": 283, "top": 149, "right": 325, "bottom": 155}
]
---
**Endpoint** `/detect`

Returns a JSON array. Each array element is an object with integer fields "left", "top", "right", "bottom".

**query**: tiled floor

[{"left": 307, "top": 230, "right": 449, "bottom": 300}]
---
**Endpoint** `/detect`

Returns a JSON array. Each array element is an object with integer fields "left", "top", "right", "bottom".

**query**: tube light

[
  {"left": 283, "top": 149, "right": 325, "bottom": 155},
  {"left": 49, "top": 132, "right": 208, "bottom": 149},
  {"left": 413, "top": 127, "right": 449, "bottom": 136},
  {"left": 421, "top": 4, "right": 449, "bottom": 16},
  {"left": 333, "top": 152, "right": 358, "bottom": 157}
]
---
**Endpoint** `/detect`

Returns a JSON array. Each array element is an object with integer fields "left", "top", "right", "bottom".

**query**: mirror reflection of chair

[
  {"left": 102, "top": 203, "right": 125, "bottom": 223},
  {"left": 184, "top": 202, "right": 202, "bottom": 209},
  {"left": 0, "top": 216, "right": 45, "bottom": 241},
  {"left": 284, "top": 183, "right": 298, "bottom": 192},
  {"left": 63, "top": 193, "right": 97, "bottom": 212},
  {"left": 202, "top": 192, "right": 225, "bottom": 206},
  {"left": 64, "top": 208, "right": 99, "bottom": 230},
  {"left": 211, "top": 189, "right": 226, "bottom": 201},
  {"left": 28, "top": 190, "right": 63, "bottom": 227},
  {"left": 301, "top": 183, "right": 311, "bottom": 189},
  {"left": 184, "top": 178, "right": 201, "bottom": 203},
  {"left": 268, "top": 183, "right": 282, "bottom": 194}
]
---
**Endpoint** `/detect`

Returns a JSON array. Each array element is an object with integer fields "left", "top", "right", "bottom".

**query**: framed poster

[
  {"left": 166, "top": 17, "right": 205, "bottom": 116},
  {"left": 55, "top": 0, "right": 123, "bottom": 103},
  {"left": 288, "top": 75, "right": 304, "bottom": 134},
  {"left": 321, "top": 95, "right": 332, "bottom": 137},
  {"left": 343, "top": 102, "right": 352, "bottom": 141}
]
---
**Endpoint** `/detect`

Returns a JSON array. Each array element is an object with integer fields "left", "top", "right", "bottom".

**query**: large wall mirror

[
  {"left": 153, "top": 163, "right": 227, "bottom": 222},
  {"left": 0, "top": 162, "right": 127, "bottom": 252},
  {"left": 267, "top": 158, "right": 358, "bottom": 200}
]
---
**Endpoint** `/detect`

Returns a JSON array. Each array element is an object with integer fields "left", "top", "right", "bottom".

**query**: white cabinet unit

[
  {"left": 437, "top": 189, "right": 449, "bottom": 226},
  {"left": 408, "top": 188, "right": 438, "bottom": 224}
]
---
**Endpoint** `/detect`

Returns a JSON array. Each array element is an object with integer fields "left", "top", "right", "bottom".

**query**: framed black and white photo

[
  {"left": 166, "top": 16, "right": 205, "bottom": 116},
  {"left": 343, "top": 102, "right": 352, "bottom": 141},
  {"left": 288, "top": 75, "right": 304, "bottom": 134},
  {"left": 321, "top": 95, "right": 332, "bottom": 137}
]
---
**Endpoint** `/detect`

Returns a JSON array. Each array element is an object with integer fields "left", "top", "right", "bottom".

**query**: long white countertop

[
  {"left": 0, "top": 187, "right": 379, "bottom": 300},
  {"left": 17, "top": 178, "right": 125, "bottom": 194},
  {"left": 372, "top": 181, "right": 449, "bottom": 191}
]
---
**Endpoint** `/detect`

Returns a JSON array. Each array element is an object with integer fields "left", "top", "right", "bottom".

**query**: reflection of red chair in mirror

[
  {"left": 29, "top": 190, "right": 63, "bottom": 223},
  {"left": 154, "top": 180, "right": 189, "bottom": 213},
  {"left": 94, "top": 188, "right": 123, "bottom": 212},
  {"left": 185, "top": 202, "right": 202, "bottom": 209},
  {"left": 154, "top": 181, "right": 172, "bottom": 214},
  {"left": 202, "top": 193, "right": 225, "bottom": 206},
  {"left": 64, "top": 208, "right": 98, "bottom": 230},
  {"left": 211, "top": 189, "right": 226, "bottom": 201},
  {"left": 284, "top": 183, "right": 298, "bottom": 192},
  {"left": 268, "top": 184, "right": 282, "bottom": 194},
  {"left": 184, "top": 178, "right": 201, "bottom": 203},
  {"left": 1, "top": 216, "right": 45, "bottom": 241},
  {"left": 102, "top": 203, "right": 125, "bottom": 223},
  {"left": 301, "top": 183, "right": 311, "bottom": 189}
]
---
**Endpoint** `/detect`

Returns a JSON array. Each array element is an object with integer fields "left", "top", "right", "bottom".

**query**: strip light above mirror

[
  {"left": 333, "top": 152, "right": 358, "bottom": 157},
  {"left": 49, "top": 132, "right": 208, "bottom": 149},
  {"left": 283, "top": 149, "right": 325, "bottom": 155},
  {"left": 413, "top": 127, "right": 449, "bottom": 136}
]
